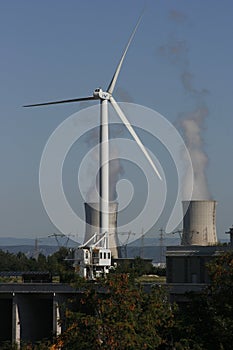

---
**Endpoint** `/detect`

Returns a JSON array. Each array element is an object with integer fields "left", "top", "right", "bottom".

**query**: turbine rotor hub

[{"left": 93, "top": 88, "right": 111, "bottom": 100}]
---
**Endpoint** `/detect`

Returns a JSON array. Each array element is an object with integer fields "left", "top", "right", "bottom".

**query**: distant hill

[
  {"left": 0, "top": 236, "right": 78, "bottom": 247},
  {"left": 119, "top": 245, "right": 166, "bottom": 263},
  {"left": 0, "top": 245, "right": 58, "bottom": 257},
  {"left": 0, "top": 236, "right": 78, "bottom": 257},
  {"left": 0, "top": 235, "right": 180, "bottom": 262},
  {"left": 128, "top": 236, "right": 181, "bottom": 247}
]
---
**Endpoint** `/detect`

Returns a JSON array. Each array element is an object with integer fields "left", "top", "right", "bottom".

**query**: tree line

[{"left": 0, "top": 247, "right": 75, "bottom": 282}]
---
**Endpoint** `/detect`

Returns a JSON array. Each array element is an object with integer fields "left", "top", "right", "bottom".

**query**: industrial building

[
  {"left": 166, "top": 245, "right": 228, "bottom": 284},
  {"left": 166, "top": 200, "right": 231, "bottom": 302}
]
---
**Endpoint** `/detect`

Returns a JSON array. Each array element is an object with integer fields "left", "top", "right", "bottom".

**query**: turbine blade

[
  {"left": 107, "top": 13, "right": 143, "bottom": 95},
  {"left": 110, "top": 97, "right": 162, "bottom": 180},
  {"left": 23, "top": 96, "right": 96, "bottom": 107}
]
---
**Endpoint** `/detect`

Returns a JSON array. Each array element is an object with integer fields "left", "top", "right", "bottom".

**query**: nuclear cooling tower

[
  {"left": 181, "top": 200, "right": 217, "bottom": 246},
  {"left": 84, "top": 202, "right": 119, "bottom": 258}
]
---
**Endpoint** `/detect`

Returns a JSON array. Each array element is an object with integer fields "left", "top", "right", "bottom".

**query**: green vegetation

[
  {"left": 52, "top": 274, "right": 176, "bottom": 350},
  {"left": 51, "top": 251, "right": 233, "bottom": 350},
  {"left": 0, "top": 252, "right": 165, "bottom": 283},
  {"left": 175, "top": 251, "right": 233, "bottom": 350},
  {"left": 1, "top": 250, "right": 233, "bottom": 349},
  {"left": 0, "top": 341, "right": 52, "bottom": 350},
  {"left": 136, "top": 274, "right": 166, "bottom": 283},
  {"left": 111, "top": 256, "right": 166, "bottom": 278},
  {"left": 0, "top": 247, "right": 76, "bottom": 283}
]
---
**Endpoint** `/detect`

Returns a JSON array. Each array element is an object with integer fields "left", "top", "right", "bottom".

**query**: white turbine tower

[{"left": 24, "top": 14, "right": 162, "bottom": 247}]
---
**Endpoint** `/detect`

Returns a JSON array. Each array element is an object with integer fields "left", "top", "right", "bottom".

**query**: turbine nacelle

[{"left": 93, "top": 88, "right": 111, "bottom": 100}]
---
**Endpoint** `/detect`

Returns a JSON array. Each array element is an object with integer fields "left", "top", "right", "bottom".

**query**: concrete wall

[
  {"left": 166, "top": 256, "right": 209, "bottom": 284},
  {"left": 0, "top": 287, "right": 76, "bottom": 347},
  {"left": 166, "top": 245, "right": 228, "bottom": 284}
]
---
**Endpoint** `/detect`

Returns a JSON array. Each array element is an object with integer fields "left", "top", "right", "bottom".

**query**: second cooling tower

[
  {"left": 84, "top": 202, "right": 119, "bottom": 258},
  {"left": 181, "top": 200, "right": 217, "bottom": 246}
]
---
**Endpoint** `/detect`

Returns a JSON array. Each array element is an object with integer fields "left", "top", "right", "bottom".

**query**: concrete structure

[
  {"left": 225, "top": 226, "right": 233, "bottom": 247},
  {"left": 84, "top": 202, "right": 119, "bottom": 258},
  {"left": 181, "top": 200, "right": 218, "bottom": 245},
  {"left": 166, "top": 245, "right": 230, "bottom": 302},
  {"left": 0, "top": 280, "right": 164, "bottom": 346},
  {"left": 0, "top": 283, "right": 76, "bottom": 346}
]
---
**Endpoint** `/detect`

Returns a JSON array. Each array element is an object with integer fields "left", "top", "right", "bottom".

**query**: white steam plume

[
  {"left": 179, "top": 106, "right": 211, "bottom": 199},
  {"left": 158, "top": 10, "right": 211, "bottom": 200}
]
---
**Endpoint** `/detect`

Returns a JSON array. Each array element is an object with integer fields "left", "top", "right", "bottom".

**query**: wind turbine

[{"left": 24, "top": 14, "right": 162, "bottom": 246}]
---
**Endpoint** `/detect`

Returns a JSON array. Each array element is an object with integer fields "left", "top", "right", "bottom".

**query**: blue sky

[{"left": 0, "top": 0, "right": 232, "bottom": 242}]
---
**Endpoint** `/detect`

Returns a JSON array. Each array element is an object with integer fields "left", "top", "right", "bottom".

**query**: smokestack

[
  {"left": 84, "top": 202, "right": 119, "bottom": 258},
  {"left": 182, "top": 200, "right": 217, "bottom": 245}
]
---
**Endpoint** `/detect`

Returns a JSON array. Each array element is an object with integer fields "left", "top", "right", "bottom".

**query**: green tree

[
  {"left": 36, "top": 253, "right": 47, "bottom": 271},
  {"left": 52, "top": 274, "right": 177, "bottom": 350},
  {"left": 0, "top": 247, "right": 76, "bottom": 281},
  {"left": 175, "top": 251, "right": 233, "bottom": 350},
  {"left": 111, "top": 256, "right": 156, "bottom": 277},
  {"left": 47, "top": 247, "right": 76, "bottom": 282},
  {"left": 204, "top": 251, "right": 233, "bottom": 349}
]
